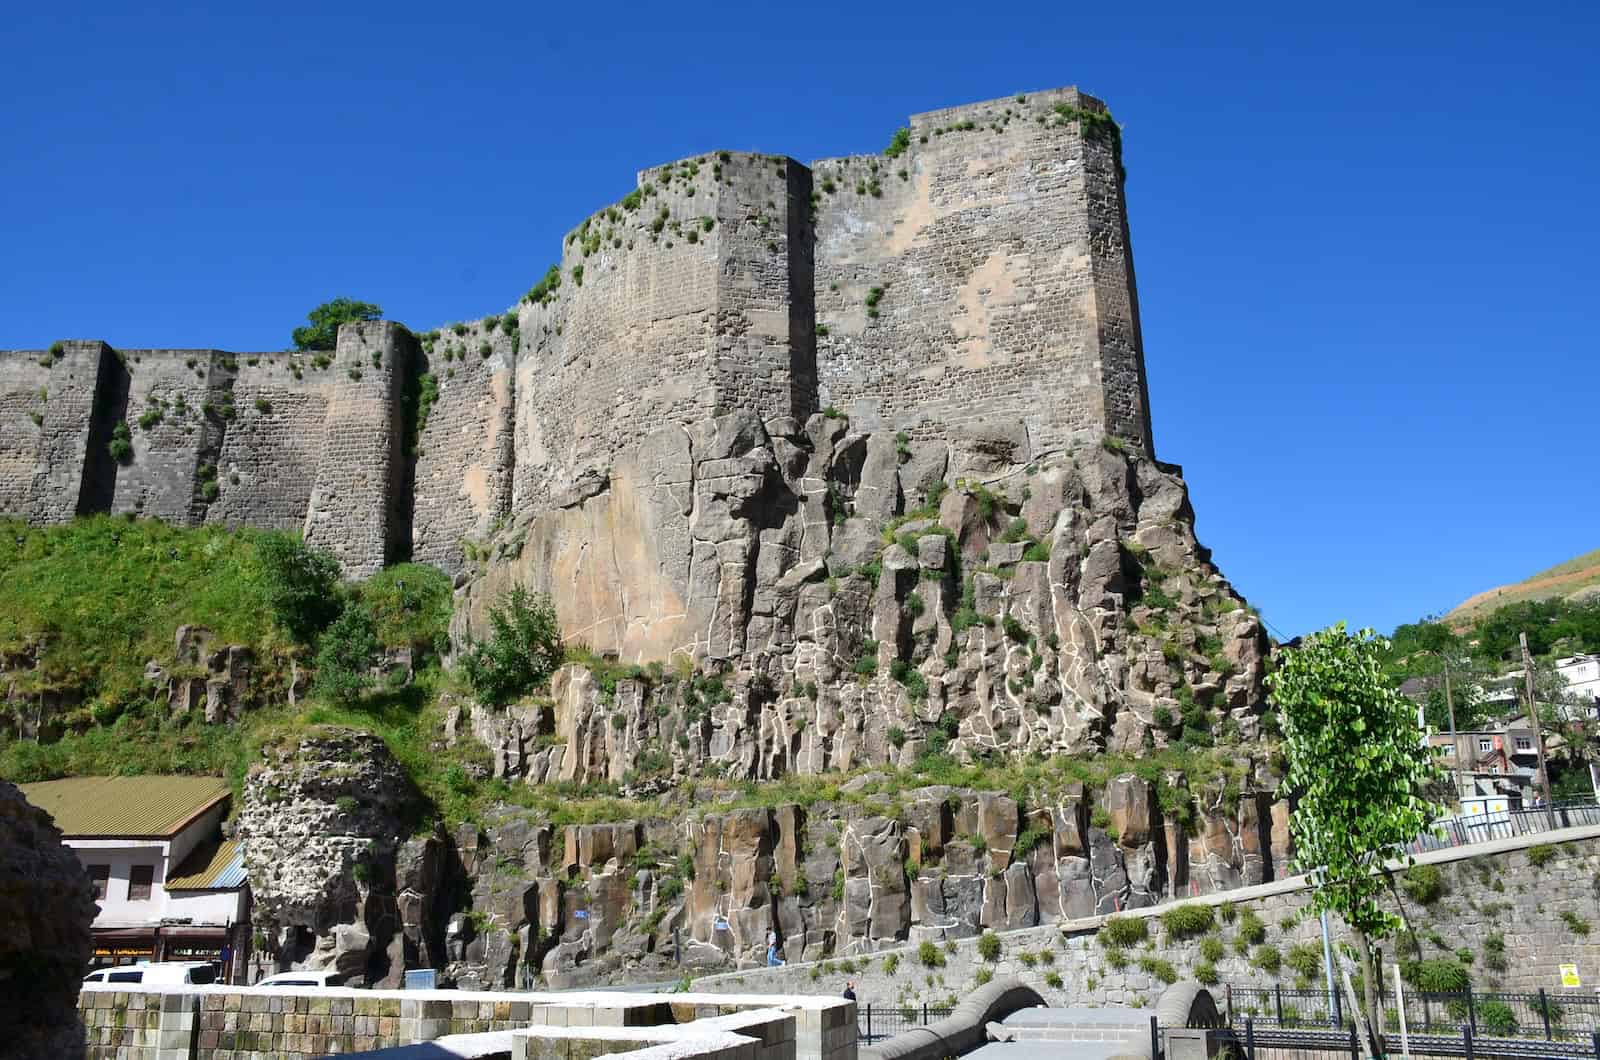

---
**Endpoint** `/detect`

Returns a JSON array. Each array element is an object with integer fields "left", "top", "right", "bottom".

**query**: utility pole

[
  {"left": 1521, "top": 632, "right": 1557, "bottom": 828},
  {"left": 1439, "top": 652, "right": 1462, "bottom": 800}
]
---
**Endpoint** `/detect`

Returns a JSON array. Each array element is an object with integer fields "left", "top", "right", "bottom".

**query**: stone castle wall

[
  {"left": 811, "top": 87, "right": 1153, "bottom": 458},
  {"left": 0, "top": 87, "right": 1152, "bottom": 577},
  {"left": 411, "top": 316, "right": 517, "bottom": 571}
]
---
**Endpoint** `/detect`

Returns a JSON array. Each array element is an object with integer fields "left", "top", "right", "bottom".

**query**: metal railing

[
  {"left": 1227, "top": 986, "right": 1600, "bottom": 1044},
  {"left": 856, "top": 1002, "right": 954, "bottom": 1043},
  {"left": 1206, "top": 1018, "right": 1600, "bottom": 1060},
  {"left": 1412, "top": 799, "right": 1600, "bottom": 855}
]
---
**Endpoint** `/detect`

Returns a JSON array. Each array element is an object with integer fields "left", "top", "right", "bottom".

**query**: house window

[
  {"left": 1515, "top": 737, "right": 1533, "bottom": 751},
  {"left": 128, "top": 865, "right": 154, "bottom": 901},
  {"left": 87, "top": 864, "right": 110, "bottom": 901},
  {"left": 1478, "top": 739, "right": 1493, "bottom": 753}
]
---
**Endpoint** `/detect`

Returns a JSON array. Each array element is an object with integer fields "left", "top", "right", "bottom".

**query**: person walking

[
  {"left": 843, "top": 980, "right": 856, "bottom": 1001},
  {"left": 766, "top": 930, "right": 784, "bottom": 967}
]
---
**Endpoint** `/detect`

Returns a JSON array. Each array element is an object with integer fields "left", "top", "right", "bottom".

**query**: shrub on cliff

[
  {"left": 313, "top": 605, "right": 380, "bottom": 704},
  {"left": 255, "top": 532, "right": 343, "bottom": 644},
  {"left": 459, "top": 586, "right": 562, "bottom": 706},
  {"left": 292, "top": 297, "right": 382, "bottom": 351},
  {"left": 359, "top": 563, "right": 452, "bottom": 655}
]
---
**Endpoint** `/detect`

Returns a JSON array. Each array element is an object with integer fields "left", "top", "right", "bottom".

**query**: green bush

[
  {"left": 313, "top": 605, "right": 380, "bottom": 704},
  {"left": 1236, "top": 910, "right": 1267, "bottom": 945},
  {"left": 977, "top": 931, "right": 1001, "bottom": 962},
  {"left": 1044, "top": 971, "right": 1063, "bottom": 988},
  {"left": 107, "top": 422, "right": 132, "bottom": 464},
  {"left": 1401, "top": 957, "right": 1469, "bottom": 992},
  {"left": 883, "top": 127, "right": 912, "bottom": 158},
  {"left": 1161, "top": 903, "right": 1215, "bottom": 939},
  {"left": 1560, "top": 910, "right": 1591, "bottom": 935},
  {"left": 1099, "top": 916, "right": 1148, "bottom": 948},
  {"left": 1139, "top": 956, "right": 1178, "bottom": 984},
  {"left": 1286, "top": 942, "right": 1323, "bottom": 980},
  {"left": 1250, "top": 944, "right": 1281, "bottom": 974},
  {"left": 1483, "top": 932, "right": 1507, "bottom": 972},
  {"left": 918, "top": 940, "right": 944, "bottom": 968},
  {"left": 1195, "top": 961, "right": 1219, "bottom": 986},
  {"left": 1199, "top": 936, "right": 1225, "bottom": 963},
  {"left": 335, "top": 795, "right": 358, "bottom": 815},
  {"left": 882, "top": 953, "right": 899, "bottom": 975},
  {"left": 358, "top": 563, "right": 452, "bottom": 654},
  {"left": 256, "top": 532, "right": 343, "bottom": 645},
  {"left": 974, "top": 967, "right": 993, "bottom": 986},
  {"left": 1528, "top": 844, "right": 1556, "bottom": 867},
  {"left": 458, "top": 586, "right": 562, "bottom": 706},
  {"left": 1478, "top": 1000, "right": 1518, "bottom": 1035},
  {"left": 1400, "top": 864, "right": 1445, "bottom": 904}
]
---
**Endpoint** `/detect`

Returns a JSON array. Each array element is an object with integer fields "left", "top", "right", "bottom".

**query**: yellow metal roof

[
  {"left": 18, "top": 776, "right": 230, "bottom": 838},
  {"left": 165, "top": 839, "right": 242, "bottom": 889}
]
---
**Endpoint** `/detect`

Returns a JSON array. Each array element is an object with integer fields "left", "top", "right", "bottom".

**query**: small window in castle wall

[
  {"left": 88, "top": 864, "right": 110, "bottom": 901},
  {"left": 128, "top": 865, "right": 154, "bottom": 901}
]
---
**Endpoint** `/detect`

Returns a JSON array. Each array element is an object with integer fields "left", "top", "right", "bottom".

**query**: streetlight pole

[{"left": 1521, "top": 632, "right": 1557, "bottom": 829}]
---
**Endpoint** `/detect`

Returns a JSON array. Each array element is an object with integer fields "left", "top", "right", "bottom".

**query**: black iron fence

[
  {"left": 856, "top": 1002, "right": 954, "bottom": 1043},
  {"left": 1227, "top": 986, "right": 1600, "bottom": 1043},
  {"left": 1413, "top": 799, "right": 1600, "bottom": 855},
  {"left": 1201, "top": 1018, "right": 1600, "bottom": 1060}
]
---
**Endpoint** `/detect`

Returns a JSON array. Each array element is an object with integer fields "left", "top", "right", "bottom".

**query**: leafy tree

[
  {"left": 1268, "top": 623, "right": 1443, "bottom": 1056},
  {"left": 313, "top": 604, "right": 379, "bottom": 704},
  {"left": 254, "top": 532, "right": 342, "bottom": 644},
  {"left": 458, "top": 586, "right": 562, "bottom": 706},
  {"left": 291, "top": 297, "right": 382, "bottom": 352}
]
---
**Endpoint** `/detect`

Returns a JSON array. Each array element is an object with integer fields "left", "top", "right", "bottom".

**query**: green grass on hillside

[{"left": 0, "top": 517, "right": 294, "bottom": 711}]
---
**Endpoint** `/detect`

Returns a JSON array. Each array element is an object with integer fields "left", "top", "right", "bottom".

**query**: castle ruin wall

[{"left": 0, "top": 87, "right": 1153, "bottom": 580}]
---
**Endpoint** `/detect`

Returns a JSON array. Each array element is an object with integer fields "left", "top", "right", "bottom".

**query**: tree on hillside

[
  {"left": 291, "top": 297, "right": 383, "bottom": 352},
  {"left": 1268, "top": 623, "right": 1444, "bottom": 1056},
  {"left": 458, "top": 586, "right": 562, "bottom": 707},
  {"left": 255, "top": 532, "right": 343, "bottom": 645},
  {"left": 1384, "top": 619, "right": 1496, "bottom": 732}
]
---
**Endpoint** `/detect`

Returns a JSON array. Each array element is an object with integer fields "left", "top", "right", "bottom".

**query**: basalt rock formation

[
  {"left": 454, "top": 420, "right": 1267, "bottom": 786},
  {"left": 0, "top": 780, "right": 96, "bottom": 1060}
]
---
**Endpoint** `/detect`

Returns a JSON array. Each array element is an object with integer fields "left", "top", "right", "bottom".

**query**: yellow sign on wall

[{"left": 1560, "top": 964, "right": 1582, "bottom": 988}]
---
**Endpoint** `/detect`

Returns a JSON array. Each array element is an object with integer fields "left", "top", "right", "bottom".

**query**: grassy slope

[
  {"left": 0, "top": 516, "right": 288, "bottom": 707},
  {"left": 0, "top": 519, "right": 1261, "bottom": 834},
  {"left": 1446, "top": 547, "right": 1600, "bottom": 626}
]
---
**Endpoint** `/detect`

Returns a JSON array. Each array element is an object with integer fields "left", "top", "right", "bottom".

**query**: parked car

[
  {"left": 255, "top": 969, "right": 346, "bottom": 989},
  {"left": 83, "top": 961, "right": 217, "bottom": 985}
]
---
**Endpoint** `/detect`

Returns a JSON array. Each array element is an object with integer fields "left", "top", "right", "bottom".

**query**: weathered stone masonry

[{"left": 0, "top": 87, "right": 1153, "bottom": 579}]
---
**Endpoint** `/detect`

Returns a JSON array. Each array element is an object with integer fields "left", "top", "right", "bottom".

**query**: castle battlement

[{"left": 0, "top": 87, "right": 1152, "bottom": 577}]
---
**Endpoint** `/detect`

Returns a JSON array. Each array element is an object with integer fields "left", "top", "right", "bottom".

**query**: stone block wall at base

[{"left": 695, "top": 833, "right": 1600, "bottom": 1015}]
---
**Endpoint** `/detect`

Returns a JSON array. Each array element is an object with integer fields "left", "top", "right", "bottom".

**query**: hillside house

[{"left": 20, "top": 775, "right": 251, "bottom": 981}]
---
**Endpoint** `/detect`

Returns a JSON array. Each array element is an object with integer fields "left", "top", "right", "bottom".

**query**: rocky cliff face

[
  {"left": 236, "top": 727, "right": 446, "bottom": 987},
  {"left": 434, "top": 775, "right": 1292, "bottom": 989},
  {"left": 0, "top": 780, "right": 96, "bottom": 1060},
  {"left": 455, "top": 413, "right": 1268, "bottom": 787}
]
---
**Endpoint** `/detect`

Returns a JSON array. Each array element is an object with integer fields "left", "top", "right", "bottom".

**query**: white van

[
  {"left": 256, "top": 969, "right": 346, "bottom": 989},
  {"left": 83, "top": 961, "right": 217, "bottom": 986}
]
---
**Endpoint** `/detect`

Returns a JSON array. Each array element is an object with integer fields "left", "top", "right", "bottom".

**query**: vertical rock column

[{"left": 303, "top": 321, "right": 415, "bottom": 576}]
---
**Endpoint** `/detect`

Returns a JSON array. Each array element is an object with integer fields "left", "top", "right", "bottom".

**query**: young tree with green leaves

[
  {"left": 291, "top": 297, "right": 383, "bottom": 351},
  {"left": 1267, "top": 622, "right": 1443, "bottom": 1055},
  {"left": 458, "top": 586, "right": 562, "bottom": 706}
]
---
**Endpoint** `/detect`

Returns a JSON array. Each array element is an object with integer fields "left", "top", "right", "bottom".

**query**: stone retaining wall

[
  {"left": 696, "top": 831, "right": 1600, "bottom": 1013},
  {"left": 78, "top": 985, "right": 854, "bottom": 1060}
]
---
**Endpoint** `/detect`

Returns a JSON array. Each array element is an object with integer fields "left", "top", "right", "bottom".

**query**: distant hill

[{"left": 1446, "top": 547, "right": 1600, "bottom": 626}]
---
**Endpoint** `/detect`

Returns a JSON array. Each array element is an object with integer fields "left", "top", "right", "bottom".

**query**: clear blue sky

[{"left": 3, "top": 2, "right": 1595, "bottom": 639}]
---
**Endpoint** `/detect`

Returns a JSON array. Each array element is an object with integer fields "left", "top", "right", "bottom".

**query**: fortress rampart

[{"left": 0, "top": 87, "right": 1152, "bottom": 577}]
